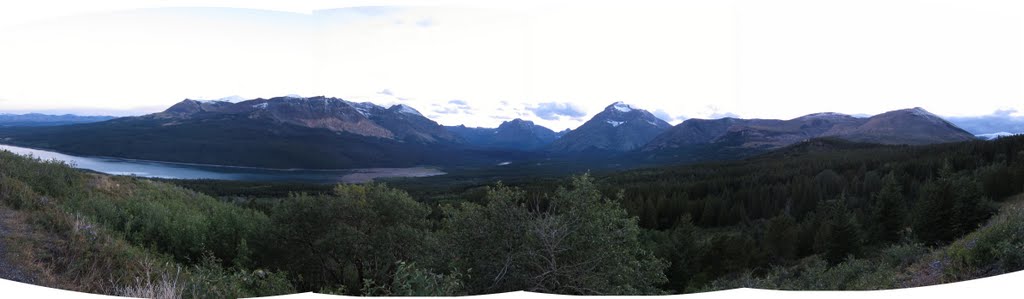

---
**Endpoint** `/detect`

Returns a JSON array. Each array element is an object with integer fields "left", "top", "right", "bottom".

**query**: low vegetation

[
  {"left": 0, "top": 151, "right": 294, "bottom": 298},
  {"left": 1, "top": 135, "right": 1024, "bottom": 297}
]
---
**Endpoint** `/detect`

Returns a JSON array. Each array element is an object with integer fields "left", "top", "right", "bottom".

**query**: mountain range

[
  {"left": 644, "top": 108, "right": 975, "bottom": 152},
  {"left": 0, "top": 96, "right": 987, "bottom": 170},
  {"left": 0, "top": 113, "right": 114, "bottom": 127},
  {"left": 445, "top": 119, "right": 569, "bottom": 151},
  {"left": 945, "top": 114, "right": 1024, "bottom": 139}
]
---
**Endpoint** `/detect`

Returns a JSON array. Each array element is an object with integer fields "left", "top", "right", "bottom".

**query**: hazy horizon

[{"left": 2, "top": 1, "right": 1023, "bottom": 130}]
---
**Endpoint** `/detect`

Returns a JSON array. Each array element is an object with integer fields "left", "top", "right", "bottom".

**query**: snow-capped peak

[
  {"left": 392, "top": 104, "right": 423, "bottom": 116},
  {"left": 909, "top": 107, "right": 937, "bottom": 117},
  {"left": 905, "top": 107, "right": 949, "bottom": 124},
  {"left": 284, "top": 94, "right": 304, "bottom": 99},
  {"left": 610, "top": 101, "right": 633, "bottom": 113}
]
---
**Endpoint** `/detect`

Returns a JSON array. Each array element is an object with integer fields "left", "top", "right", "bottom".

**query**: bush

[
  {"left": 702, "top": 255, "right": 899, "bottom": 291},
  {"left": 57, "top": 179, "right": 271, "bottom": 267},
  {"left": 265, "top": 184, "right": 433, "bottom": 292},
  {"left": 0, "top": 151, "right": 294, "bottom": 297},
  {"left": 0, "top": 174, "right": 41, "bottom": 210},
  {"left": 441, "top": 175, "right": 668, "bottom": 295},
  {"left": 362, "top": 262, "right": 465, "bottom": 296},
  {"left": 943, "top": 200, "right": 1024, "bottom": 281}
]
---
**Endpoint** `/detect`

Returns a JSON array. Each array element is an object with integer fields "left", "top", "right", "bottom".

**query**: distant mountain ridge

[
  {"left": 643, "top": 107, "right": 976, "bottom": 155},
  {"left": 0, "top": 113, "right": 115, "bottom": 127},
  {"left": 946, "top": 114, "right": 1024, "bottom": 138},
  {"left": 0, "top": 97, "right": 989, "bottom": 170},
  {"left": 446, "top": 118, "right": 563, "bottom": 151}
]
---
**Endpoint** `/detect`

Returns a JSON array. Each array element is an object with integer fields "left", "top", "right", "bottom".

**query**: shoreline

[{"left": 0, "top": 143, "right": 446, "bottom": 182}]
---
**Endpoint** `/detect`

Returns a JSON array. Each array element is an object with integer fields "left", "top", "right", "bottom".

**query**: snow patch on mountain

[
  {"left": 611, "top": 102, "right": 633, "bottom": 113},
  {"left": 905, "top": 107, "right": 955, "bottom": 126},
  {"left": 607, "top": 120, "right": 624, "bottom": 127},
  {"left": 393, "top": 104, "right": 423, "bottom": 116},
  {"left": 800, "top": 112, "right": 851, "bottom": 120},
  {"left": 215, "top": 95, "right": 247, "bottom": 103},
  {"left": 910, "top": 107, "right": 941, "bottom": 119},
  {"left": 977, "top": 132, "right": 1018, "bottom": 140},
  {"left": 348, "top": 102, "right": 380, "bottom": 118}
]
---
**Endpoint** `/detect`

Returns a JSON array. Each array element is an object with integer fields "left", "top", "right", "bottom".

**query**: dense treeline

[
  {"left": 600, "top": 137, "right": 1024, "bottom": 291},
  {"left": 3, "top": 135, "right": 1024, "bottom": 296}
]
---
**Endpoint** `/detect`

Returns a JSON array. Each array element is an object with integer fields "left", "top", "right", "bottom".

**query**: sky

[{"left": 1, "top": 0, "right": 1023, "bottom": 130}]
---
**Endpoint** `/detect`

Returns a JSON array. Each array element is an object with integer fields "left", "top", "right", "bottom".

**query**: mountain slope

[
  {"left": 0, "top": 97, "right": 517, "bottom": 169},
  {"left": 158, "top": 96, "right": 459, "bottom": 143},
  {"left": 830, "top": 107, "right": 977, "bottom": 145},
  {"left": 549, "top": 102, "right": 671, "bottom": 152},
  {"left": 446, "top": 118, "right": 560, "bottom": 151}
]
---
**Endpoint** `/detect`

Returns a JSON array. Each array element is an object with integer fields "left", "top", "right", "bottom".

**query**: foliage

[
  {"left": 813, "top": 198, "right": 862, "bottom": 265},
  {"left": 868, "top": 172, "right": 906, "bottom": 243},
  {"left": 764, "top": 213, "right": 799, "bottom": 263},
  {"left": 361, "top": 262, "right": 465, "bottom": 296},
  {"left": 264, "top": 184, "right": 432, "bottom": 293},
  {"left": 6, "top": 134, "right": 1024, "bottom": 296},
  {"left": 942, "top": 196, "right": 1024, "bottom": 281},
  {"left": 912, "top": 162, "right": 997, "bottom": 245},
  {"left": 647, "top": 215, "right": 708, "bottom": 293},
  {"left": 0, "top": 150, "right": 294, "bottom": 297},
  {"left": 440, "top": 175, "right": 668, "bottom": 295}
]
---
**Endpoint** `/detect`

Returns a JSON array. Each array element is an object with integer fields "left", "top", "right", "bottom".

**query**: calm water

[{"left": 0, "top": 144, "right": 445, "bottom": 183}]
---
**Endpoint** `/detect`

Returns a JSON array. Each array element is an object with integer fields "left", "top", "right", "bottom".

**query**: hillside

[{"left": 4, "top": 133, "right": 1024, "bottom": 296}]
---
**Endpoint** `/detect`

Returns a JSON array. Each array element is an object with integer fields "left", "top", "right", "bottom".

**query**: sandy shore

[{"left": 340, "top": 167, "right": 446, "bottom": 183}]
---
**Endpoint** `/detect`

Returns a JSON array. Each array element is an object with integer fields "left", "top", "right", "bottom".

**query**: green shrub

[
  {"left": 943, "top": 200, "right": 1024, "bottom": 280},
  {"left": 181, "top": 255, "right": 295, "bottom": 299},
  {"left": 59, "top": 179, "right": 270, "bottom": 267},
  {"left": 361, "top": 262, "right": 465, "bottom": 296},
  {"left": 0, "top": 174, "right": 40, "bottom": 210},
  {"left": 265, "top": 184, "right": 433, "bottom": 292}
]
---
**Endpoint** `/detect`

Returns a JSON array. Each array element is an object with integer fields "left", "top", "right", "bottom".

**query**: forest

[{"left": 2, "top": 135, "right": 1024, "bottom": 297}]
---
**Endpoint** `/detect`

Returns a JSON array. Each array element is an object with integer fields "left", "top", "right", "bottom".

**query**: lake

[{"left": 0, "top": 144, "right": 445, "bottom": 183}]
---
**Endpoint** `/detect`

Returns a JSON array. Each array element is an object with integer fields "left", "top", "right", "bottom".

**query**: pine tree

[
  {"left": 813, "top": 199, "right": 861, "bottom": 265},
  {"left": 764, "top": 213, "right": 798, "bottom": 263},
  {"left": 869, "top": 172, "right": 906, "bottom": 244}
]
